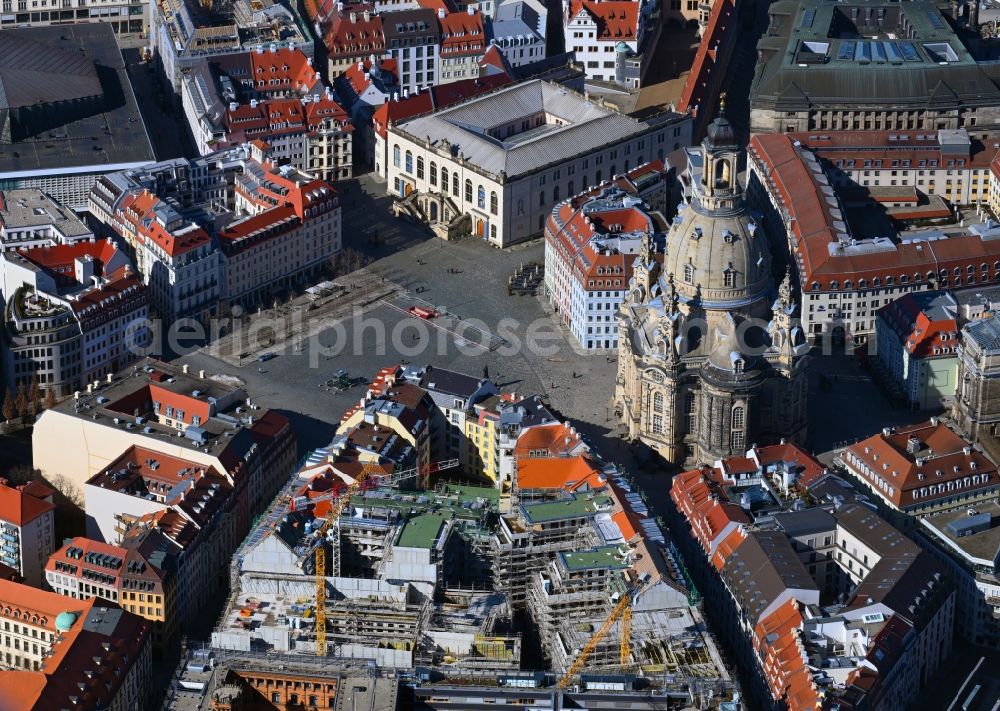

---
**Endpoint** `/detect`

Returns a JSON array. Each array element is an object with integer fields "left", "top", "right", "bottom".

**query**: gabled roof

[
  {"left": 439, "top": 9, "right": 485, "bottom": 57},
  {"left": 0, "top": 480, "right": 54, "bottom": 527},
  {"left": 516, "top": 454, "right": 605, "bottom": 492},
  {"left": 844, "top": 420, "right": 997, "bottom": 507},
  {"left": 567, "top": 0, "right": 640, "bottom": 41}
]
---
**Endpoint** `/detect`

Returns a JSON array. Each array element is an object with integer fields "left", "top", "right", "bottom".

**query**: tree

[
  {"left": 14, "top": 383, "right": 28, "bottom": 418},
  {"left": 28, "top": 376, "right": 40, "bottom": 417},
  {"left": 44, "top": 387, "right": 57, "bottom": 410},
  {"left": 2, "top": 389, "right": 14, "bottom": 422}
]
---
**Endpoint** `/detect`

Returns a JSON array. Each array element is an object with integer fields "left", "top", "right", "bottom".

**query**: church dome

[
  {"left": 661, "top": 201, "right": 771, "bottom": 309},
  {"left": 705, "top": 113, "right": 738, "bottom": 150}
]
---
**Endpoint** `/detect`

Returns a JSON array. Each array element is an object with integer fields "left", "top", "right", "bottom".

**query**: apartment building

[
  {"left": 383, "top": 8, "right": 442, "bottom": 93},
  {"left": 839, "top": 419, "right": 999, "bottom": 530},
  {"left": 88, "top": 144, "right": 342, "bottom": 318},
  {"left": 563, "top": 0, "right": 648, "bottom": 87},
  {"left": 1, "top": 238, "right": 149, "bottom": 397},
  {"left": 543, "top": 163, "right": 670, "bottom": 350},
  {"left": 322, "top": 6, "right": 387, "bottom": 77},
  {"left": 671, "top": 453, "right": 955, "bottom": 711},
  {"left": 0, "top": 579, "right": 151, "bottom": 708},
  {"left": 438, "top": 7, "right": 486, "bottom": 84},
  {"left": 748, "top": 132, "right": 1000, "bottom": 344},
  {"left": 46, "top": 535, "right": 179, "bottom": 648},
  {"left": 0, "top": 189, "right": 94, "bottom": 251},
  {"left": 0, "top": 480, "right": 54, "bottom": 587},
  {"left": 33, "top": 358, "right": 297, "bottom": 527},
  {"left": 875, "top": 291, "right": 960, "bottom": 410},
  {"left": 491, "top": 0, "right": 547, "bottom": 68},
  {"left": 151, "top": 0, "right": 314, "bottom": 101}
]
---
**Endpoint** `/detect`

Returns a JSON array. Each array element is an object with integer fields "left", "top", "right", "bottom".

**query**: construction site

[{"left": 209, "top": 365, "right": 735, "bottom": 705}]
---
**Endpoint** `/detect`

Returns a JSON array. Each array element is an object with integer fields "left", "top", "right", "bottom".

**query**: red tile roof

[
  {"left": 16, "top": 240, "right": 119, "bottom": 274},
  {"left": 0, "top": 480, "right": 54, "bottom": 527},
  {"left": 670, "top": 467, "right": 750, "bottom": 559},
  {"left": 749, "top": 132, "right": 1000, "bottom": 290},
  {"left": 516, "top": 454, "right": 605, "bottom": 492},
  {"left": 116, "top": 191, "right": 212, "bottom": 258},
  {"left": 343, "top": 57, "right": 398, "bottom": 97},
  {"left": 754, "top": 599, "right": 821, "bottom": 711},
  {"left": 0, "top": 581, "right": 149, "bottom": 710},
  {"left": 677, "top": 0, "right": 735, "bottom": 114},
  {"left": 514, "top": 422, "right": 586, "bottom": 458},
  {"left": 247, "top": 48, "right": 322, "bottom": 95},
  {"left": 567, "top": 0, "right": 640, "bottom": 41},
  {"left": 324, "top": 7, "right": 385, "bottom": 58},
  {"left": 877, "top": 293, "right": 958, "bottom": 359},
  {"left": 439, "top": 9, "right": 485, "bottom": 57},
  {"left": 843, "top": 420, "right": 997, "bottom": 507}
]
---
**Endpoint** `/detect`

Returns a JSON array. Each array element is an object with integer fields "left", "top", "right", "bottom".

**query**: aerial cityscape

[{"left": 4, "top": 0, "right": 1000, "bottom": 708}]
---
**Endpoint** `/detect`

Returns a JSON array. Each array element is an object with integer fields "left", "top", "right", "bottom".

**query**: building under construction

[{"left": 209, "top": 368, "right": 734, "bottom": 702}]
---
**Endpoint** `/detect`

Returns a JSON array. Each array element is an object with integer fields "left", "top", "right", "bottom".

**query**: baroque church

[{"left": 614, "top": 108, "right": 810, "bottom": 467}]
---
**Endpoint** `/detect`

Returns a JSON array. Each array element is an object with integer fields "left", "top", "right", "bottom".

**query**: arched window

[
  {"left": 553, "top": 185, "right": 560, "bottom": 203},
  {"left": 452, "top": 172, "right": 459, "bottom": 196},
  {"left": 404, "top": 150, "right": 413, "bottom": 174},
  {"left": 724, "top": 269, "right": 735, "bottom": 288},
  {"left": 683, "top": 263, "right": 694, "bottom": 283},
  {"left": 429, "top": 162, "right": 437, "bottom": 186},
  {"left": 477, "top": 185, "right": 486, "bottom": 209},
  {"left": 568, "top": 180, "right": 574, "bottom": 195},
  {"left": 684, "top": 392, "right": 696, "bottom": 433},
  {"left": 393, "top": 145, "right": 400, "bottom": 168},
  {"left": 416, "top": 156, "right": 424, "bottom": 179},
  {"left": 441, "top": 167, "right": 448, "bottom": 192},
  {"left": 715, "top": 159, "right": 731, "bottom": 186},
  {"left": 731, "top": 406, "right": 745, "bottom": 451},
  {"left": 490, "top": 191, "right": 497, "bottom": 215},
  {"left": 465, "top": 179, "right": 473, "bottom": 203},
  {"left": 539, "top": 190, "right": 546, "bottom": 206},
  {"left": 653, "top": 391, "right": 664, "bottom": 413}
]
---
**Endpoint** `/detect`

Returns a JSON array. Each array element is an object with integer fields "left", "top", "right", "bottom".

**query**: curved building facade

[{"left": 614, "top": 110, "right": 810, "bottom": 466}]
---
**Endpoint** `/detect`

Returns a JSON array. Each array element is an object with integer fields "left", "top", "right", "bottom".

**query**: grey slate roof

[
  {"left": 396, "top": 80, "right": 675, "bottom": 178},
  {"left": 751, "top": 0, "right": 1000, "bottom": 111},
  {"left": 721, "top": 530, "right": 818, "bottom": 625},
  {"left": 0, "top": 24, "right": 155, "bottom": 174},
  {"left": 0, "top": 32, "right": 102, "bottom": 111}
]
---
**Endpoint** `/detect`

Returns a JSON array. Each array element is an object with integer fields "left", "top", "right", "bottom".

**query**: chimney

[
  {"left": 363, "top": 10, "right": 370, "bottom": 21},
  {"left": 467, "top": 5, "right": 474, "bottom": 13},
  {"left": 438, "top": 7, "right": 445, "bottom": 18},
  {"left": 182, "top": 364, "right": 190, "bottom": 374},
  {"left": 349, "top": 11, "right": 357, "bottom": 22},
  {"left": 250, "top": 99, "right": 258, "bottom": 109},
  {"left": 106, "top": 373, "right": 113, "bottom": 384},
  {"left": 199, "top": 370, "right": 206, "bottom": 379}
]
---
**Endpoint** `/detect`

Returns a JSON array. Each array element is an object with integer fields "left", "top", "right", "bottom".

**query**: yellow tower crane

[
  {"left": 314, "top": 460, "right": 385, "bottom": 656},
  {"left": 557, "top": 590, "right": 634, "bottom": 689},
  {"left": 312, "top": 457, "right": 458, "bottom": 655}
]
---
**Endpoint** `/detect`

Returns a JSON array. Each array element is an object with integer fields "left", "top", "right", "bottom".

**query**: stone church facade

[{"left": 614, "top": 110, "right": 810, "bottom": 467}]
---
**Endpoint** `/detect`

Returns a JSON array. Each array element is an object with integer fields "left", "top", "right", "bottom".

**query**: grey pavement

[{"left": 177, "top": 175, "right": 623, "bottom": 457}]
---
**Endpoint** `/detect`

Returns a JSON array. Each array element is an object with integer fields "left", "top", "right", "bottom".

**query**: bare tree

[
  {"left": 2, "top": 389, "right": 14, "bottom": 422},
  {"left": 15, "top": 383, "right": 28, "bottom": 419},
  {"left": 28, "top": 376, "right": 40, "bottom": 417},
  {"left": 44, "top": 387, "right": 57, "bottom": 410}
]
